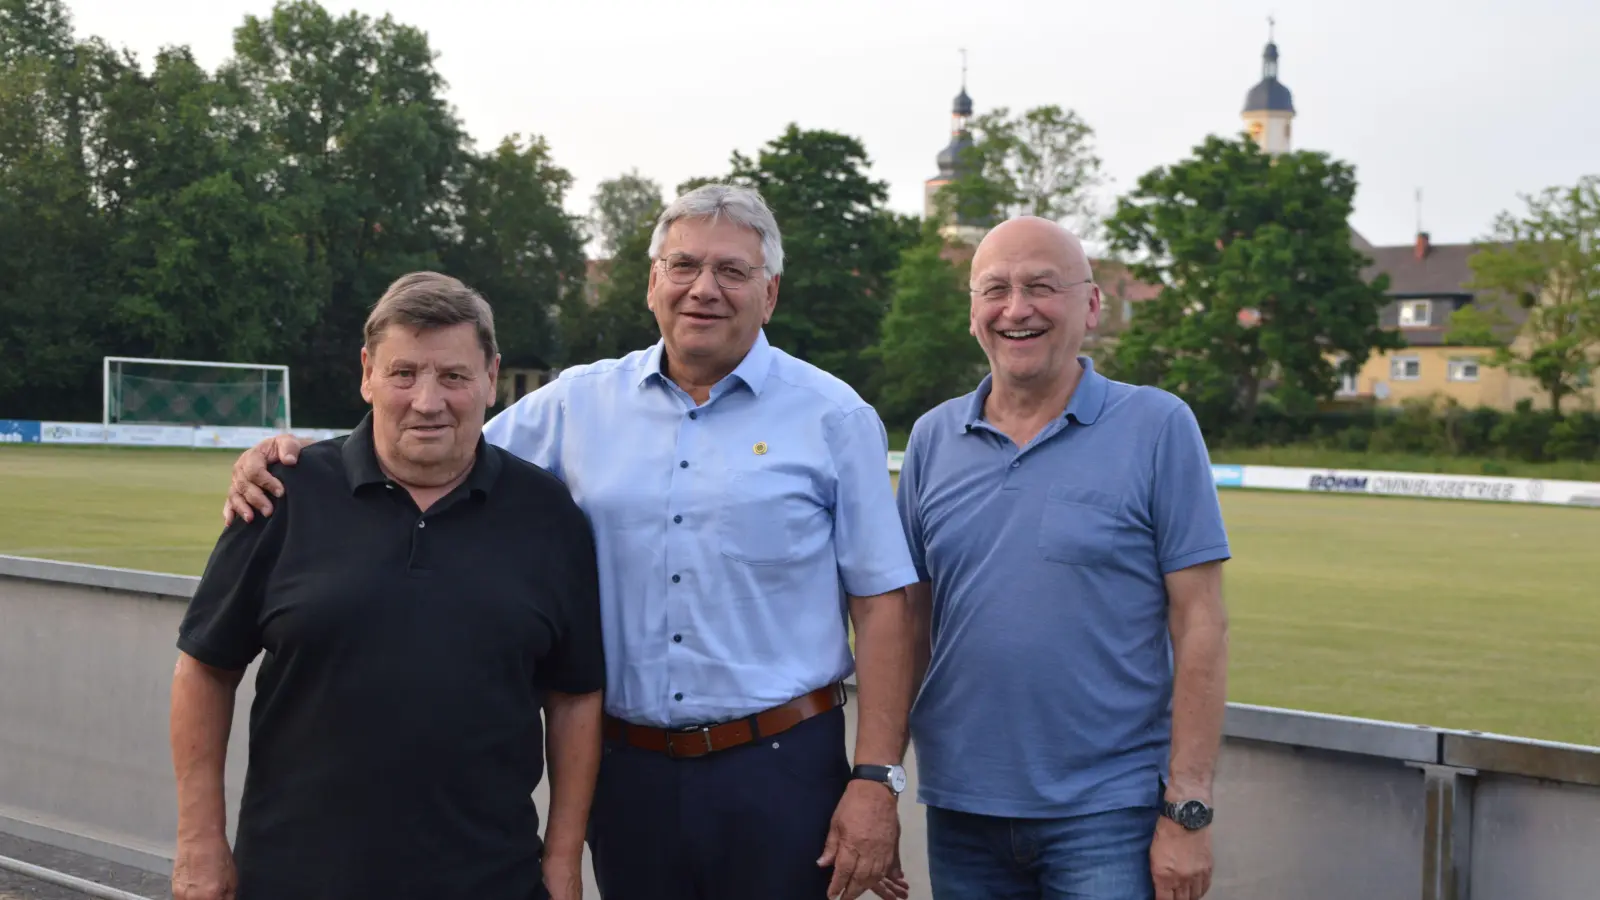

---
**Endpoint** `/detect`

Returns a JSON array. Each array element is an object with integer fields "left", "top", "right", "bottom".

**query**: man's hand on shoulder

[{"left": 222, "top": 434, "right": 304, "bottom": 526}]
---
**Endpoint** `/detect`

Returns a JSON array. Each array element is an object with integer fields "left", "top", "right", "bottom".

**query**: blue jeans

[{"left": 926, "top": 804, "right": 1158, "bottom": 900}]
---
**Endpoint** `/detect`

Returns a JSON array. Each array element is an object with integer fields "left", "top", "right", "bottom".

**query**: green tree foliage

[
  {"left": 558, "top": 217, "right": 662, "bottom": 366},
  {"left": 867, "top": 223, "right": 985, "bottom": 428},
  {"left": 0, "top": 0, "right": 588, "bottom": 426},
  {"left": 589, "top": 168, "right": 663, "bottom": 258},
  {"left": 445, "top": 134, "right": 587, "bottom": 371},
  {"left": 937, "top": 104, "right": 1104, "bottom": 236},
  {"left": 102, "top": 47, "right": 314, "bottom": 363},
  {"left": 724, "top": 124, "right": 918, "bottom": 390},
  {"left": 0, "top": 0, "right": 120, "bottom": 418},
  {"left": 1103, "top": 135, "right": 1401, "bottom": 434},
  {"left": 226, "top": 0, "right": 468, "bottom": 424},
  {"left": 1447, "top": 175, "right": 1600, "bottom": 414}
]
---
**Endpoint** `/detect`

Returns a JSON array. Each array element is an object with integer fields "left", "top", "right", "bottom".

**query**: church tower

[
  {"left": 924, "top": 52, "right": 986, "bottom": 244},
  {"left": 1241, "top": 21, "right": 1295, "bottom": 154}
]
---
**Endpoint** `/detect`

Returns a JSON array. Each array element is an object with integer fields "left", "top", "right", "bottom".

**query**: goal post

[{"left": 103, "top": 357, "right": 292, "bottom": 430}]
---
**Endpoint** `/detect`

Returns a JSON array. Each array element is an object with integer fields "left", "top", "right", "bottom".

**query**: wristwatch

[
  {"left": 851, "top": 764, "right": 907, "bottom": 797},
  {"left": 1161, "top": 797, "right": 1214, "bottom": 831}
]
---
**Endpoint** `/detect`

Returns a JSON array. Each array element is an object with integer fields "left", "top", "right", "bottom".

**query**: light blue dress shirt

[{"left": 482, "top": 330, "right": 919, "bottom": 728}]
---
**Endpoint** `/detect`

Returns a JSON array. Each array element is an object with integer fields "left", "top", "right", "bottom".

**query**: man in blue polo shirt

[{"left": 893, "top": 216, "right": 1231, "bottom": 900}]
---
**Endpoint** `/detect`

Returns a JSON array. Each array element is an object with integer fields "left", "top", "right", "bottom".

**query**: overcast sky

[{"left": 63, "top": 0, "right": 1599, "bottom": 256}]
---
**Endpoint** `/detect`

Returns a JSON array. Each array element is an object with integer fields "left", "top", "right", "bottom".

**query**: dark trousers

[{"left": 586, "top": 706, "right": 850, "bottom": 900}]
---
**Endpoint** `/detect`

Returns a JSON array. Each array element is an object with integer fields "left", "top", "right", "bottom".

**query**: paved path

[{"left": 0, "top": 833, "right": 169, "bottom": 900}]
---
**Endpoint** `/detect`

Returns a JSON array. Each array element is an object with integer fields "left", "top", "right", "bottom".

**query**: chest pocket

[
  {"left": 1038, "top": 483, "right": 1123, "bottom": 567},
  {"left": 719, "top": 465, "right": 816, "bottom": 566}
]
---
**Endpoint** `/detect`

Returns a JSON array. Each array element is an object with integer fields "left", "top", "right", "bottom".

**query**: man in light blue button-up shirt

[{"left": 223, "top": 184, "right": 921, "bottom": 900}]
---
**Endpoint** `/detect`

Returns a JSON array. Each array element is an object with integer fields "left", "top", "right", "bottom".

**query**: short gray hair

[
  {"left": 647, "top": 183, "right": 785, "bottom": 278},
  {"left": 365, "top": 271, "right": 498, "bottom": 364}
]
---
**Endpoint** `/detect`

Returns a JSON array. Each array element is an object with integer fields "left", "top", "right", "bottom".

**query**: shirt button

[
  {"left": 688, "top": 411, "right": 698, "bottom": 420},
  {"left": 671, "top": 574, "right": 681, "bottom": 583},
  {"left": 1011, "top": 460, "right": 1021, "bottom": 468},
  {"left": 680, "top": 460, "right": 689, "bottom": 468},
  {"left": 418, "top": 521, "right": 427, "bottom": 528},
  {"left": 674, "top": 693, "right": 684, "bottom": 701},
  {"left": 673, "top": 514, "right": 682, "bottom": 524},
  {"left": 673, "top": 634, "right": 682, "bottom": 643}
]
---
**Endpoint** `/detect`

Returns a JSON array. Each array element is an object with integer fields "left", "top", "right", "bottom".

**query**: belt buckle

[{"left": 669, "top": 723, "right": 714, "bottom": 758}]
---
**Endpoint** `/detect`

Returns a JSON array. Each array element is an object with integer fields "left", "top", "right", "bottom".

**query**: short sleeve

[
  {"left": 176, "top": 491, "right": 287, "bottom": 670},
  {"left": 828, "top": 407, "right": 920, "bottom": 598},
  {"left": 483, "top": 379, "right": 567, "bottom": 479},
  {"left": 540, "top": 500, "right": 606, "bottom": 695},
  {"left": 895, "top": 420, "right": 930, "bottom": 583},
  {"left": 1150, "top": 402, "right": 1232, "bottom": 574}
]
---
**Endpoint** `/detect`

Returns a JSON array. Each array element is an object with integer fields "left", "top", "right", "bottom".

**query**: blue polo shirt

[
  {"left": 896, "top": 357, "right": 1231, "bottom": 819},
  {"left": 482, "top": 330, "right": 919, "bottom": 728}
]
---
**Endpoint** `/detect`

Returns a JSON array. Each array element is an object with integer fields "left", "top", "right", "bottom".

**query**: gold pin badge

[{"left": 753, "top": 441, "right": 768, "bottom": 455}]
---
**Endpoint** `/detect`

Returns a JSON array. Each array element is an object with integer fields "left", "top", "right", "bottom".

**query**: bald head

[
  {"left": 967, "top": 215, "right": 1101, "bottom": 390},
  {"left": 971, "top": 216, "right": 1093, "bottom": 285}
]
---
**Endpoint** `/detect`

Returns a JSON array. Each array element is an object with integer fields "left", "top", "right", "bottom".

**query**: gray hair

[
  {"left": 365, "top": 271, "right": 498, "bottom": 365},
  {"left": 647, "top": 183, "right": 785, "bottom": 278}
]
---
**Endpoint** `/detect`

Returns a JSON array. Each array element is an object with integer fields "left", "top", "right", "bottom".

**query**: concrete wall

[{"left": 4, "top": 555, "right": 1600, "bottom": 899}]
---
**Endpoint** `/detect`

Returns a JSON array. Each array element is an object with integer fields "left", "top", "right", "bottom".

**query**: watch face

[
  {"left": 1177, "top": 801, "right": 1212, "bottom": 829},
  {"left": 888, "top": 766, "right": 907, "bottom": 793}
]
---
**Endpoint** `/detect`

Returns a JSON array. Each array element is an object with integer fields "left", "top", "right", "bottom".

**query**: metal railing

[{"left": 3, "top": 554, "right": 1599, "bottom": 899}]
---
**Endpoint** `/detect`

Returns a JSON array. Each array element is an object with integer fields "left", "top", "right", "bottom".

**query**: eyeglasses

[
  {"left": 971, "top": 278, "right": 1094, "bottom": 303},
  {"left": 658, "top": 255, "right": 767, "bottom": 291}
]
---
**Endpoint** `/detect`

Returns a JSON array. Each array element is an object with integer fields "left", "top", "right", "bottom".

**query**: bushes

[{"left": 1220, "top": 397, "right": 1600, "bottom": 464}]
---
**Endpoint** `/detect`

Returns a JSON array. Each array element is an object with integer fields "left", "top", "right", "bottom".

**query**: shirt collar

[
  {"left": 340, "top": 410, "right": 502, "bottom": 497},
  {"left": 962, "top": 355, "right": 1109, "bottom": 432},
  {"left": 637, "top": 328, "right": 775, "bottom": 397}
]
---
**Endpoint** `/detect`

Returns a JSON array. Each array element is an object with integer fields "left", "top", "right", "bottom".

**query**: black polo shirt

[{"left": 177, "top": 412, "right": 604, "bottom": 900}]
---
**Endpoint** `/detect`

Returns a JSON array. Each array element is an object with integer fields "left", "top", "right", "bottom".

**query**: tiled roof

[{"left": 1357, "top": 236, "right": 1526, "bottom": 345}]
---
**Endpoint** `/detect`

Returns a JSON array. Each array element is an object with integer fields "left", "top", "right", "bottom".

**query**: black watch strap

[{"left": 851, "top": 764, "right": 905, "bottom": 795}]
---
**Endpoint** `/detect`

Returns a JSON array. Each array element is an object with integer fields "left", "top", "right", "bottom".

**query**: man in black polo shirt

[{"left": 168, "top": 272, "right": 604, "bottom": 900}]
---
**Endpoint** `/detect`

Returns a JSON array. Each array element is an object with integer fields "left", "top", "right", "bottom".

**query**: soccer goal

[{"left": 103, "top": 357, "right": 292, "bottom": 430}]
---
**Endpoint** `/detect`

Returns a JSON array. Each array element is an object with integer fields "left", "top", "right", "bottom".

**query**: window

[
  {"left": 1398, "top": 300, "right": 1432, "bottom": 327},
  {"left": 1391, "top": 356, "right": 1421, "bottom": 380},
  {"left": 1447, "top": 358, "right": 1480, "bottom": 382},
  {"left": 1337, "top": 371, "right": 1359, "bottom": 395}
]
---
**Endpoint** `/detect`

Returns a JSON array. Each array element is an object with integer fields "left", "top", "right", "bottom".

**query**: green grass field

[{"left": 3, "top": 444, "right": 1598, "bottom": 747}]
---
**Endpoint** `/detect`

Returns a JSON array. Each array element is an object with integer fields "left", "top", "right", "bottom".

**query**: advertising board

[{"left": 0, "top": 420, "right": 41, "bottom": 443}]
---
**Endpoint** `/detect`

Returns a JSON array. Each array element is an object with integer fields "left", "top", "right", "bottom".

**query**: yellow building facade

[{"left": 1339, "top": 234, "right": 1598, "bottom": 412}]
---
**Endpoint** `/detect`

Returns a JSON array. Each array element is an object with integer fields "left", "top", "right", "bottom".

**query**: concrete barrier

[{"left": 3, "top": 555, "right": 1599, "bottom": 898}]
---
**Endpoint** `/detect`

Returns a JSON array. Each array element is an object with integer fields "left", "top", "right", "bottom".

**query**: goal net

[{"left": 104, "top": 357, "right": 291, "bottom": 429}]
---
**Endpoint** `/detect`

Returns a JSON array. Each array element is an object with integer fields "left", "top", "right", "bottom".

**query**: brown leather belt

[{"left": 602, "top": 682, "right": 848, "bottom": 759}]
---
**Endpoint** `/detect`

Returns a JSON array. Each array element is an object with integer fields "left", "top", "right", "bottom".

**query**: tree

[
  {"left": 1447, "top": 175, "right": 1600, "bottom": 414},
  {"left": 0, "top": 0, "right": 73, "bottom": 65},
  {"left": 226, "top": 0, "right": 469, "bottom": 425},
  {"left": 0, "top": 1, "right": 125, "bottom": 419},
  {"left": 557, "top": 216, "right": 661, "bottom": 365},
  {"left": 444, "top": 134, "right": 586, "bottom": 371},
  {"left": 867, "top": 223, "right": 986, "bottom": 428},
  {"left": 724, "top": 124, "right": 918, "bottom": 390},
  {"left": 101, "top": 47, "right": 316, "bottom": 364},
  {"left": 589, "top": 169, "right": 662, "bottom": 258},
  {"left": 937, "top": 104, "right": 1104, "bottom": 237},
  {"left": 1102, "top": 134, "right": 1401, "bottom": 434}
]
